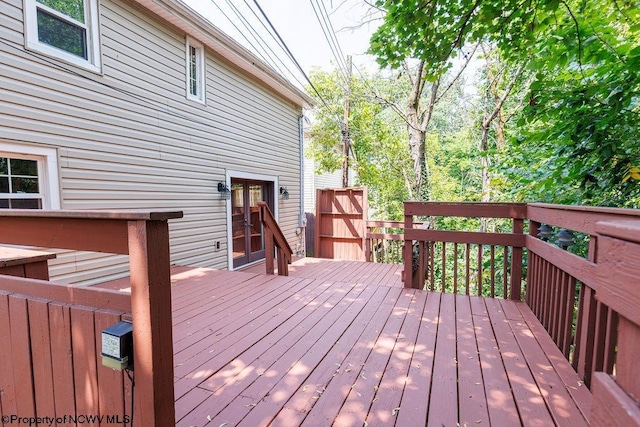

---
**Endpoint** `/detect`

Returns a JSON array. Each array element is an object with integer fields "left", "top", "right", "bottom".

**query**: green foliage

[
  {"left": 306, "top": 69, "right": 412, "bottom": 219},
  {"left": 497, "top": 1, "right": 640, "bottom": 206},
  {"left": 38, "top": 0, "right": 85, "bottom": 22},
  {"left": 371, "top": 0, "right": 640, "bottom": 207}
]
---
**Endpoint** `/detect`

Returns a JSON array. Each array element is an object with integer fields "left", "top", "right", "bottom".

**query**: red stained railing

[
  {"left": 258, "top": 202, "right": 292, "bottom": 276},
  {"left": 0, "top": 209, "right": 182, "bottom": 426},
  {"left": 402, "top": 202, "right": 526, "bottom": 300},
  {"left": 399, "top": 201, "right": 640, "bottom": 398}
]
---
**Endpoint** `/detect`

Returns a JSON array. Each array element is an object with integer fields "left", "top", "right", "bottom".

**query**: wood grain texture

[
  {"left": 128, "top": 219, "right": 175, "bottom": 426},
  {"left": 590, "top": 373, "right": 640, "bottom": 427},
  {"left": 405, "top": 201, "right": 527, "bottom": 218},
  {"left": 48, "top": 302, "right": 77, "bottom": 419},
  {"left": 0, "top": 275, "right": 131, "bottom": 312},
  {"left": 595, "top": 235, "right": 640, "bottom": 325},
  {"left": 405, "top": 228, "right": 525, "bottom": 246},
  {"left": 527, "top": 204, "right": 640, "bottom": 235},
  {"left": 171, "top": 264, "right": 591, "bottom": 426},
  {"left": 8, "top": 294, "right": 36, "bottom": 418},
  {"left": 27, "top": 298, "right": 56, "bottom": 419}
]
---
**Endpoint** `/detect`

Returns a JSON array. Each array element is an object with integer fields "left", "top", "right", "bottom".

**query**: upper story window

[
  {"left": 23, "top": 0, "right": 102, "bottom": 72},
  {"left": 186, "top": 37, "right": 205, "bottom": 103},
  {"left": 0, "top": 143, "right": 60, "bottom": 210}
]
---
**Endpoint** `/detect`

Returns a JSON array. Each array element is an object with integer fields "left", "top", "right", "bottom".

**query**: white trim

[
  {"left": 23, "top": 0, "right": 102, "bottom": 73},
  {"left": 0, "top": 141, "right": 61, "bottom": 209},
  {"left": 185, "top": 36, "right": 206, "bottom": 104},
  {"left": 224, "top": 170, "right": 279, "bottom": 271}
]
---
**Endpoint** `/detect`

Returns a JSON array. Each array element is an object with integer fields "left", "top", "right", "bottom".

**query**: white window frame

[
  {"left": 185, "top": 37, "right": 206, "bottom": 104},
  {"left": 23, "top": 0, "right": 102, "bottom": 73},
  {"left": 0, "top": 142, "right": 61, "bottom": 210}
]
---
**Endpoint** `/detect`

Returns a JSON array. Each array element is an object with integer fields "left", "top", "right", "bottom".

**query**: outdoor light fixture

[
  {"left": 217, "top": 182, "right": 231, "bottom": 200},
  {"left": 537, "top": 223, "right": 554, "bottom": 241},
  {"left": 556, "top": 228, "right": 575, "bottom": 250},
  {"left": 279, "top": 186, "right": 289, "bottom": 200}
]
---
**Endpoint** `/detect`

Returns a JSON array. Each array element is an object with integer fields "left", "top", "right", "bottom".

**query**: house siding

[{"left": 0, "top": 0, "right": 304, "bottom": 284}]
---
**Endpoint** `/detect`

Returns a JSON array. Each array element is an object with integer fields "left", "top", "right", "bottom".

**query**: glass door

[{"left": 231, "top": 179, "right": 273, "bottom": 268}]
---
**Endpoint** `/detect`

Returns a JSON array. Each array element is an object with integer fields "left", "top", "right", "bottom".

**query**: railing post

[
  {"left": 128, "top": 219, "right": 175, "bottom": 426},
  {"left": 526, "top": 221, "right": 541, "bottom": 306},
  {"left": 365, "top": 225, "right": 371, "bottom": 262},
  {"left": 403, "top": 204, "right": 414, "bottom": 288},
  {"left": 510, "top": 218, "right": 524, "bottom": 300},
  {"left": 277, "top": 248, "right": 288, "bottom": 275},
  {"left": 264, "top": 226, "right": 275, "bottom": 275}
]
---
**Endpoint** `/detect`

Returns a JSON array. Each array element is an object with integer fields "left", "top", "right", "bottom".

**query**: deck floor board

[{"left": 96, "top": 258, "right": 591, "bottom": 426}]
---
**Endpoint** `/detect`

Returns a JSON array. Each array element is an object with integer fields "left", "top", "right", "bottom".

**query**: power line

[
  {"left": 221, "top": 0, "right": 307, "bottom": 88},
  {"left": 242, "top": 0, "right": 298, "bottom": 67},
  {"left": 309, "top": 0, "right": 348, "bottom": 82},
  {"left": 207, "top": 0, "right": 283, "bottom": 76},
  {"left": 251, "top": 0, "right": 332, "bottom": 110},
  {"left": 317, "top": 0, "right": 349, "bottom": 73}
]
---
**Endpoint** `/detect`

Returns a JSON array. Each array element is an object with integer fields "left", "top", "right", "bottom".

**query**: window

[
  {"left": 186, "top": 37, "right": 205, "bottom": 103},
  {"left": 24, "top": 0, "right": 101, "bottom": 72},
  {"left": 0, "top": 143, "right": 60, "bottom": 210}
]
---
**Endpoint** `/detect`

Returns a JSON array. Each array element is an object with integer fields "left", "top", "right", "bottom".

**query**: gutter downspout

[{"left": 298, "top": 113, "right": 306, "bottom": 256}]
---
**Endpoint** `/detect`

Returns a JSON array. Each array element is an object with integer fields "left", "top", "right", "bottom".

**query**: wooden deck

[
  {"left": 97, "top": 259, "right": 591, "bottom": 426},
  {"left": 237, "top": 257, "right": 404, "bottom": 287}
]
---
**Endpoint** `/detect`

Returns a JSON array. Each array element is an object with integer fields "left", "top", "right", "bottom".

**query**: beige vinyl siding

[{"left": 0, "top": 0, "right": 303, "bottom": 284}]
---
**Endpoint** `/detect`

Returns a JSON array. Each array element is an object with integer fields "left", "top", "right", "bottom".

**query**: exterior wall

[
  {"left": 304, "top": 156, "right": 353, "bottom": 213},
  {"left": 0, "top": 0, "right": 303, "bottom": 284}
]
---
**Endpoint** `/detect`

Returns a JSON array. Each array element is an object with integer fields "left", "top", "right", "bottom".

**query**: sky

[{"left": 182, "top": 0, "right": 381, "bottom": 87}]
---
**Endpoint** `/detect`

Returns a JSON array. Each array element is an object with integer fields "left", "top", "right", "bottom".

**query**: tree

[
  {"left": 370, "top": 0, "right": 640, "bottom": 207},
  {"left": 306, "top": 69, "right": 413, "bottom": 219}
]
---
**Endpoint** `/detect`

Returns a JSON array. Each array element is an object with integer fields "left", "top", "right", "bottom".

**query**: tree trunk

[
  {"left": 480, "top": 125, "right": 491, "bottom": 232},
  {"left": 407, "top": 110, "right": 427, "bottom": 199},
  {"left": 342, "top": 56, "right": 352, "bottom": 188}
]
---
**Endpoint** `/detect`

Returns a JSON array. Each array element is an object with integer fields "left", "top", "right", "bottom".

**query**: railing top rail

[
  {"left": 528, "top": 203, "right": 640, "bottom": 218},
  {"left": 366, "top": 220, "right": 426, "bottom": 228},
  {"left": 0, "top": 209, "right": 183, "bottom": 221},
  {"left": 405, "top": 202, "right": 527, "bottom": 219},
  {"left": 528, "top": 204, "right": 640, "bottom": 236},
  {"left": 596, "top": 220, "right": 640, "bottom": 243}
]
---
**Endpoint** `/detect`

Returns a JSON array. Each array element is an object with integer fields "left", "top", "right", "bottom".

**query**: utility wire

[
  {"left": 309, "top": 0, "right": 348, "bottom": 82},
  {"left": 207, "top": 0, "right": 283, "bottom": 75},
  {"left": 223, "top": 0, "right": 287, "bottom": 75},
  {"left": 239, "top": 0, "right": 307, "bottom": 87},
  {"left": 317, "top": 0, "right": 349, "bottom": 73},
  {"left": 251, "top": 0, "right": 332, "bottom": 110},
  {"left": 222, "top": 0, "right": 307, "bottom": 88}
]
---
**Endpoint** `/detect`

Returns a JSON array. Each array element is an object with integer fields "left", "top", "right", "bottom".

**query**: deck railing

[
  {"left": 526, "top": 204, "right": 640, "bottom": 388},
  {"left": 364, "top": 220, "right": 427, "bottom": 263},
  {"left": 590, "top": 220, "right": 640, "bottom": 425},
  {"left": 402, "top": 202, "right": 527, "bottom": 300},
  {"left": 258, "top": 202, "right": 292, "bottom": 276},
  {"left": 399, "top": 201, "right": 640, "bottom": 400},
  {"left": 0, "top": 209, "right": 182, "bottom": 426}
]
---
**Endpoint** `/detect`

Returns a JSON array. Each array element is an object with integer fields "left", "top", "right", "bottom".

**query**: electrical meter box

[{"left": 101, "top": 320, "right": 133, "bottom": 371}]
